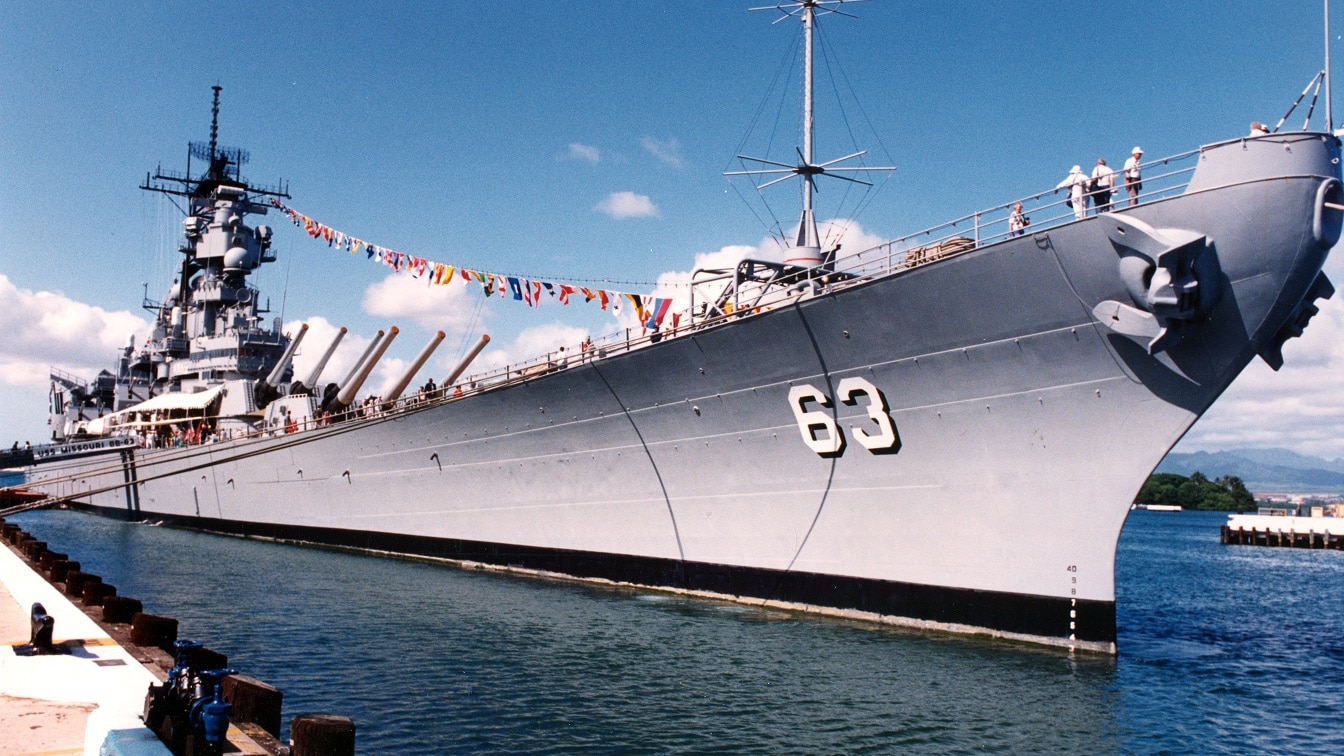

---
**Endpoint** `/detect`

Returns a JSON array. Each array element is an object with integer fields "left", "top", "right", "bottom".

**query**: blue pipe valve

[
  {"left": 194, "top": 668, "right": 238, "bottom": 744},
  {"left": 169, "top": 640, "right": 203, "bottom": 683}
]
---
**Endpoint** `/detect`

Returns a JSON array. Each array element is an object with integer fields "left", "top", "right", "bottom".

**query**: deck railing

[
  {"left": 833, "top": 148, "right": 1201, "bottom": 281},
  {"left": 444, "top": 150, "right": 1204, "bottom": 401}
]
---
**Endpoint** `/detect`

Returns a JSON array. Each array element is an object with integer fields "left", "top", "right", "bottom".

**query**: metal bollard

[
  {"left": 13, "top": 602, "right": 67, "bottom": 657},
  {"left": 30, "top": 603, "right": 54, "bottom": 651}
]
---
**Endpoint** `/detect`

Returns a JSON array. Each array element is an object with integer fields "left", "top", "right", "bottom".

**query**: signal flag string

[{"left": 270, "top": 198, "right": 685, "bottom": 331}]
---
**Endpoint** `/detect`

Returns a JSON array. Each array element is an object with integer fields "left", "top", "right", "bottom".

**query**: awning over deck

[
  {"left": 123, "top": 385, "right": 224, "bottom": 413},
  {"left": 84, "top": 386, "right": 226, "bottom": 434}
]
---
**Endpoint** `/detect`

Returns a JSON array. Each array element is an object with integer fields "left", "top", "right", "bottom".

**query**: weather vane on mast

[{"left": 726, "top": 0, "right": 894, "bottom": 268}]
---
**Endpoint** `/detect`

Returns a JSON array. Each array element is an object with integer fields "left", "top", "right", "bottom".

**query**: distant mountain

[
  {"left": 1219, "top": 447, "right": 1344, "bottom": 474},
  {"left": 1157, "top": 448, "right": 1344, "bottom": 492}
]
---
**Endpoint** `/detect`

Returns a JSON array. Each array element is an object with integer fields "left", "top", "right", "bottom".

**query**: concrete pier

[
  {"left": 2, "top": 517, "right": 351, "bottom": 755},
  {"left": 1, "top": 532, "right": 168, "bottom": 755}
]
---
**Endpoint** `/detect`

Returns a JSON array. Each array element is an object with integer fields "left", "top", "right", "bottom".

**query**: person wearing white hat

[
  {"left": 1123, "top": 146, "right": 1143, "bottom": 207},
  {"left": 1091, "top": 157, "right": 1116, "bottom": 214},
  {"left": 1056, "top": 164, "right": 1091, "bottom": 220}
]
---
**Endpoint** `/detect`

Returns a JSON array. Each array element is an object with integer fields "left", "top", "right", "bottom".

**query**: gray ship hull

[{"left": 27, "top": 133, "right": 1341, "bottom": 653}]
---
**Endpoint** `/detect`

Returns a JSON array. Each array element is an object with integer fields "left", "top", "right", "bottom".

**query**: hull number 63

[{"left": 788, "top": 377, "right": 901, "bottom": 457}]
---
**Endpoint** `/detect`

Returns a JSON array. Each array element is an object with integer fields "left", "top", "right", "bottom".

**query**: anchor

[
  {"left": 1258, "top": 271, "right": 1335, "bottom": 370},
  {"left": 1092, "top": 214, "right": 1221, "bottom": 354}
]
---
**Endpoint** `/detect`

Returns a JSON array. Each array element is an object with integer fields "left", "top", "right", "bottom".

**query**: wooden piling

[
  {"left": 64, "top": 571, "right": 100, "bottom": 598},
  {"left": 23, "top": 540, "right": 47, "bottom": 560},
  {"left": 101, "top": 596, "right": 143, "bottom": 624},
  {"left": 129, "top": 612, "right": 178, "bottom": 652},
  {"left": 290, "top": 714, "right": 356, "bottom": 756},
  {"left": 38, "top": 551, "right": 67, "bottom": 571},
  {"left": 223, "top": 674, "right": 284, "bottom": 738},
  {"left": 82, "top": 582, "right": 116, "bottom": 606},
  {"left": 49, "top": 559, "right": 78, "bottom": 583},
  {"left": 187, "top": 645, "right": 229, "bottom": 672}
]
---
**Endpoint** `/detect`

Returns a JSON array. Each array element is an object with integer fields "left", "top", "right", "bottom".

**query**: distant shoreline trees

[{"left": 1135, "top": 471, "right": 1255, "bottom": 512}]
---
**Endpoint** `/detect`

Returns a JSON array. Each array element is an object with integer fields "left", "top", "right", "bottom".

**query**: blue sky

[{"left": 3, "top": 1, "right": 1344, "bottom": 458}]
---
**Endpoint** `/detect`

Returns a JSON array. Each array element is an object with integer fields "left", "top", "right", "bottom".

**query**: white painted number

[
  {"left": 788, "top": 385, "right": 845, "bottom": 456},
  {"left": 836, "top": 377, "right": 900, "bottom": 452},
  {"left": 789, "top": 379, "right": 901, "bottom": 457}
]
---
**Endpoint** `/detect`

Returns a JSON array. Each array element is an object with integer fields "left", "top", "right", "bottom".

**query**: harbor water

[{"left": 7, "top": 507, "right": 1342, "bottom": 753}]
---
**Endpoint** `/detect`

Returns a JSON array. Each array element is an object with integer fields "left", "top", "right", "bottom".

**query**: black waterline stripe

[{"left": 66, "top": 501, "right": 1116, "bottom": 646}]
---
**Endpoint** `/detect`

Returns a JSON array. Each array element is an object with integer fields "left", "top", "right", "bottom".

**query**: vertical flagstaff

[
  {"left": 801, "top": 0, "right": 815, "bottom": 228},
  {"left": 1327, "top": 0, "right": 1334, "bottom": 131}
]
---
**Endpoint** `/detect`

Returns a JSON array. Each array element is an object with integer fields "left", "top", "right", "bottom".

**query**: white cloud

[
  {"left": 595, "top": 191, "right": 659, "bottom": 219},
  {"left": 822, "top": 221, "right": 888, "bottom": 266},
  {"left": 1177, "top": 291, "right": 1344, "bottom": 459},
  {"left": 361, "top": 271, "right": 487, "bottom": 332},
  {"left": 0, "top": 274, "right": 150, "bottom": 391},
  {"left": 371, "top": 356, "right": 412, "bottom": 398},
  {"left": 640, "top": 136, "right": 684, "bottom": 168},
  {"left": 467, "top": 323, "right": 591, "bottom": 376},
  {"left": 564, "top": 143, "right": 601, "bottom": 163},
  {"left": 288, "top": 316, "right": 366, "bottom": 390}
]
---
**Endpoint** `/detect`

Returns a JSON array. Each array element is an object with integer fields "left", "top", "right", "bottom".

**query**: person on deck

[
  {"left": 1009, "top": 203, "right": 1028, "bottom": 236},
  {"left": 1091, "top": 158, "right": 1116, "bottom": 213},
  {"left": 1124, "top": 146, "right": 1143, "bottom": 206},
  {"left": 1057, "top": 165, "right": 1091, "bottom": 220}
]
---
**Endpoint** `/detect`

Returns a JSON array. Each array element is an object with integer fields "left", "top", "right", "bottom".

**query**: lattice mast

[{"left": 727, "top": 0, "right": 894, "bottom": 268}]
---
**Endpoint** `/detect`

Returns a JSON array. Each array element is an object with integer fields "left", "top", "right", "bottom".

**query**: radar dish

[{"left": 190, "top": 141, "right": 250, "bottom": 167}]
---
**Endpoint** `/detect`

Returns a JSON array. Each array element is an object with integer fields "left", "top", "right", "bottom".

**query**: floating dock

[{"left": 1220, "top": 509, "right": 1344, "bottom": 549}]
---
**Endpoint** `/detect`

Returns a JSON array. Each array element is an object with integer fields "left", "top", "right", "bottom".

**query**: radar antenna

[
  {"left": 142, "top": 87, "right": 288, "bottom": 207},
  {"left": 725, "top": 0, "right": 895, "bottom": 268},
  {"left": 209, "top": 84, "right": 221, "bottom": 160}
]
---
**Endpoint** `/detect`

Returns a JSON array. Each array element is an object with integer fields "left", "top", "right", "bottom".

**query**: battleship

[{"left": 7, "top": 2, "right": 1342, "bottom": 653}]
